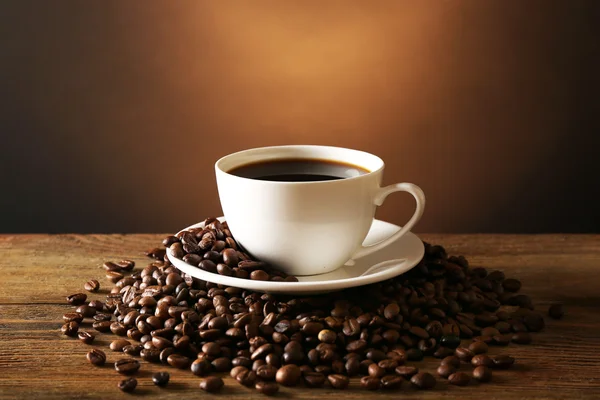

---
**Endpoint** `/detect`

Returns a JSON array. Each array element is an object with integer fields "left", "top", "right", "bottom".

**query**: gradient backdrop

[{"left": 1, "top": 1, "right": 598, "bottom": 233}]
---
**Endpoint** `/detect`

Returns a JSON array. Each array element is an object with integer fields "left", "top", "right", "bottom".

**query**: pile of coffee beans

[
  {"left": 61, "top": 217, "right": 562, "bottom": 394},
  {"left": 163, "top": 218, "right": 298, "bottom": 282}
]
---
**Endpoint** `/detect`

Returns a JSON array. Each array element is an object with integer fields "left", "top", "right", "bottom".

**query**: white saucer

[{"left": 168, "top": 218, "right": 424, "bottom": 295}]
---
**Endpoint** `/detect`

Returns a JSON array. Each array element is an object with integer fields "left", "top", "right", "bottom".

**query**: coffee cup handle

[{"left": 349, "top": 182, "right": 425, "bottom": 262}]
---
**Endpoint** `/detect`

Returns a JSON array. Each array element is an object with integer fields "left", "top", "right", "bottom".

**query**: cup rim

[{"left": 215, "top": 145, "right": 385, "bottom": 185}]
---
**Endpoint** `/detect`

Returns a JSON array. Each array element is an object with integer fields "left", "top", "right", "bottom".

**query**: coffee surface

[{"left": 228, "top": 158, "right": 370, "bottom": 182}]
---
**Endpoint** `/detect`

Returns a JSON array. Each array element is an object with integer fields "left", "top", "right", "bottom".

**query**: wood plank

[{"left": 1, "top": 234, "right": 600, "bottom": 399}]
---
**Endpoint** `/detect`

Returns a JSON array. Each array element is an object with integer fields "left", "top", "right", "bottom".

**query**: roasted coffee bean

[
  {"left": 448, "top": 372, "right": 470, "bottom": 386},
  {"left": 191, "top": 359, "right": 211, "bottom": 376},
  {"left": 140, "top": 348, "right": 161, "bottom": 363},
  {"left": 410, "top": 372, "right": 436, "bottom": 390},
  {"left": 110, "top": 322, "right": 127, "bottom": 336},
  {"left": 395, "top": 366, "right": 418, "bottom": 380},
  {"left": 200, "top": 376, "right": 224, "bottom": 393},
  {"left": 381, "top": 375, "right": 403, "bottom": 390},
  {"left": 473, "top": 365, "right": 492, "bottom": 382},
  {"left": 406, "top": 348, "right": 424, "bottom": 361},
  {"left": 328, "top": 374, "right": 350, "bottom": 390},
  {"left": 548, "top": 303, "right": 564, "bottom": 319},
  {"left": 212, "top": 357, "right": 232, "bottom": 372},
  {"left": 512, "top": 331, "right": 532, "bottom": 344},
  {"left": 368, "top": 363, "right": 385, "bottom": 378},
  {"left": 342, "top": 318, "right": 360, "bottom": 336},
  {"left": 123, "top": 344, "right": 143, "bottom": 356},
  {"left": 63, "top": 312, "right": 84, "bottom": 324},
  {"left": 106, "top": 271, "right": 124, "bottom": 283},
  {"left": 437, "top": 364, "right": 457, "bottom": 378},
  {"left": 433, "top": 346, "right": 455, "bottom": 359},
  {"left": 468, "top": 341, "right": 488, "bottom": 354},
  {"left": 236, "top": 369, "right": 257, "bottom": 387},
  {"left": 167, "top": 354, "right": 190, "bottom": 369},
  {"left": 384, "top": 303, "right": 400, "bottom": 320},
  {"left": 502, "top": 278, "right": 521, "bottom": 292},
  {"left": 409, "top": 326, "right": 429, "bottom": 339},
  {"left": 491, "top": 355, "right": 515, "bottom": 369},
  {"left": 110, "top": 339, "right": 131, "bottom": 352},
  {"left": 471, "top": 354, "right": 494, "bottom": 367},
  {"left": 378, "top": 359, "right": 398, "bottom": 372},
  {"left": 303, "top": 372, "right": 326, "bottom": 388},
  {"left": 250, "top": 270, "right": 270, "bottom": 281},
  {"left": 66, "top": 293, "right": 87, "bottom": 306},
  {"left": 455, "top": 347, "right": 474, "bottom": 362},
  {"left": 61, "top": 322, "right": 79, "bottom": 337},
  {"left": 231, "top": 366, "right": 248, "bottom": 379},
  {"left": 361, "top": 376, "right": 381, "bottom": 390},
  {"left": 77, "top": 331, "right": 95, "bottom": 344},
  {"left": 317, "top": 329, "right": 336, "bottom": 344},
  {"left": 86, "top": 349, "right": 106, "bottom": 366},
  {"left": 439, "top": 335, "right": 461, "bottom": 349},
  {"left": 84, "top": 279, "right": 100, "bottom": 293},
  {"left": 441, "top": 355, "right": 461, "bottom": 368},
  {"left": 481, "top": 327, "right": 501, "bottom": 337},
  {"left": 118, "top": 377, "right": 137, "bottom": 393},
  {"left": 114, "top": 358, "right": 140, "bottom": 375},
  {"left": 256, "top": 364, "right": 278, "bottom": 381},
  {"left": 276, "top": 364, "right": 301, "bottom": 386},
  {"left": 491, "top": 334, "right": 511, "bottom": 346},
  {"left": 152, "top": 371, "right": 170, "bottom": 387},
  {"left": 255, "top": 381, "right": 279, "bottom": 396}
]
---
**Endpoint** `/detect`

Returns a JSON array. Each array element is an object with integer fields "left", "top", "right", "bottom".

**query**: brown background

[{"left": 1, "top": 1, "right": 598, "bottom": 234}]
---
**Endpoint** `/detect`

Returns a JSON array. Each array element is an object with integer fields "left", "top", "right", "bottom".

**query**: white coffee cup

[{"left": 215, "top": 145, "right": 425, "bottom": 276}]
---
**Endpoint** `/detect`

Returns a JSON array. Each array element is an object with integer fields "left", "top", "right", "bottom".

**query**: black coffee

[{"left": 228, "top": 158, "right": 370, "bottom": 182}]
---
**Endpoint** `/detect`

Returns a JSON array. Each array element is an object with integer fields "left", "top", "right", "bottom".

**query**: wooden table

[{"left": 1, "top": 234, "right": 600, "bottom": 399}]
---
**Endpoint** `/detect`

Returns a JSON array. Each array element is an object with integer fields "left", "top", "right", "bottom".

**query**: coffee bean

[
  {"left": 491, "top": 334, "right": 511, "bottom": 346},
  {"left": 250, "top": 270, "right": 270, "bottom": 281},
  {"left": 236, "top": 369, "right": 257, "bottom": 387},
  {"left": 110, "top": 322, "right": 127, "bottom": 336},
  {"left": 502, "top": 278, "right": 521, "bottom": 292},
  {"left": 468, "top": 341, "right": 488, "bottom": 354},
  {"left": 381, "top": 375, "right": 403, "bottom": 390},
  {"left": 395, "top": 365, "right": 418, "bottom": 379},
  {"left": 106, "top": 271, "right": 124, "bottom": 283},
  {"left": 123, "top": 344, "right": 143, "bottom": 356},
  {"left": 410, "top": 372, "right": 436, "bottom": 390},
  {"left": 222, "top": 248, "right": 239, "bottom": 267},
  {"left": 63, "top": 312, "right": 84, "bottom": 324},
  {"left": 84, "top": 279, "right": 100, "bottom": 293},
  {"left": 491, "top": 355, "right": 515, "bottom": 369},
  {"left": 441, "top": 355, "right": 461, "bottom": 368},
  {"left": 481, "top": 327, "right": 501, "bottom": 337},
  {"left": 115, "top": 358, "right": 140, "bottom": 375},
  {"left": 167, "top": 354, "right": 190, "bottom": 369},
  {"left": 86, "top": 349, "right": 106, "bottom": 366},
  {"left": 342, "top": 318, "right": 360, "bottom": 336},
  {"left": 361, "top": 376, "right": 381, "bottom": 390},
  {"left": 77, "top": 331, "right": 95, "bottom": 344},
  {"left": 256, "top": 364, "right": 278, "bottom": 381},
  {"left": 406, "top": 348, "right": 424, "bottom": 361},
  {"left": 328, "top": 374, "right": 349, "bottom": 390},
  {"left": 118, "top": 377, "right": 137, "bottom": 393},
  {"left": 191, "top": 359, "right": 211, "bottom": 376},
  {"left": 473, "top": 365, "right": 492, "bottom": 382},
  {"left": 437, "top": 364, "right": 456, "bottom": 378},
  {"left": 212, "top": 357, "right": 232, "bottom": 372},
  {"left": 448, "top": 372, "right": 470, "bottom": 386},
  {"left": 548, "top": 303, "right": 564, "bottom": 319},
  {"left": 66, "top": 293, "right": 87, "bottom": 306},
  {"left": 303, "top": 372, "right": 326, "bottom": 388},
  {"left": 471, "top": 354, "right": 494, "bottom": 367},
  {"left": 409, "top": 326, "right": 429, "bottom": 339},
  {"left": 455, "top": 347, "right": 474, "bottom": 362},
  {"left": 368, "top": 363, "right": 385, "bottom": 378},
  {"left": 276, "top": 364, "right": 301, "bottom": 386},
  {"left": 512, "top": 331, "right": 532, "bottom": 344},
  {"left": 200, "top": 376, "right": 224, "bottom": 393},
  {"left": 256, "top": 381, "right": 279, "bottom": 396},
  {"left": 524, "top": 313, "right": 545, "bottom": 332},
  {"left": 317, "top": 329, "right": 337, "bottom": 344},
  {"left": 384, "top": 303, "right": 400, "bottom": 320},
  {"left": 61, "top": 321, "right": 79, "bottom": 337},
  {"left": 140, "top": 348, "right": 161, "bottom": 363},
  {"left": 378, "top": 359, "right": 398, "bottom": 372},
  {"left": 152, "top": 371, "right": 170, "bottom": 387}
]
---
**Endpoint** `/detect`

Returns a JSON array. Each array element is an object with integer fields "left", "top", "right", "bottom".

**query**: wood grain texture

[{"left": 1, "top": 234, "right": 600, "bottom": 399}]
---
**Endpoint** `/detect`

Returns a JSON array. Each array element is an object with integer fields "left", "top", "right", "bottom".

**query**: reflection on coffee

[{"left": 228, "top": 158, "right": 370, "bottom": 182}]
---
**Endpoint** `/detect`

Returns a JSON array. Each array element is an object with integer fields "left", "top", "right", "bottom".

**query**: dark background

[{"left": 1, "top": 1, "right": 599, "bottom": 234}]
